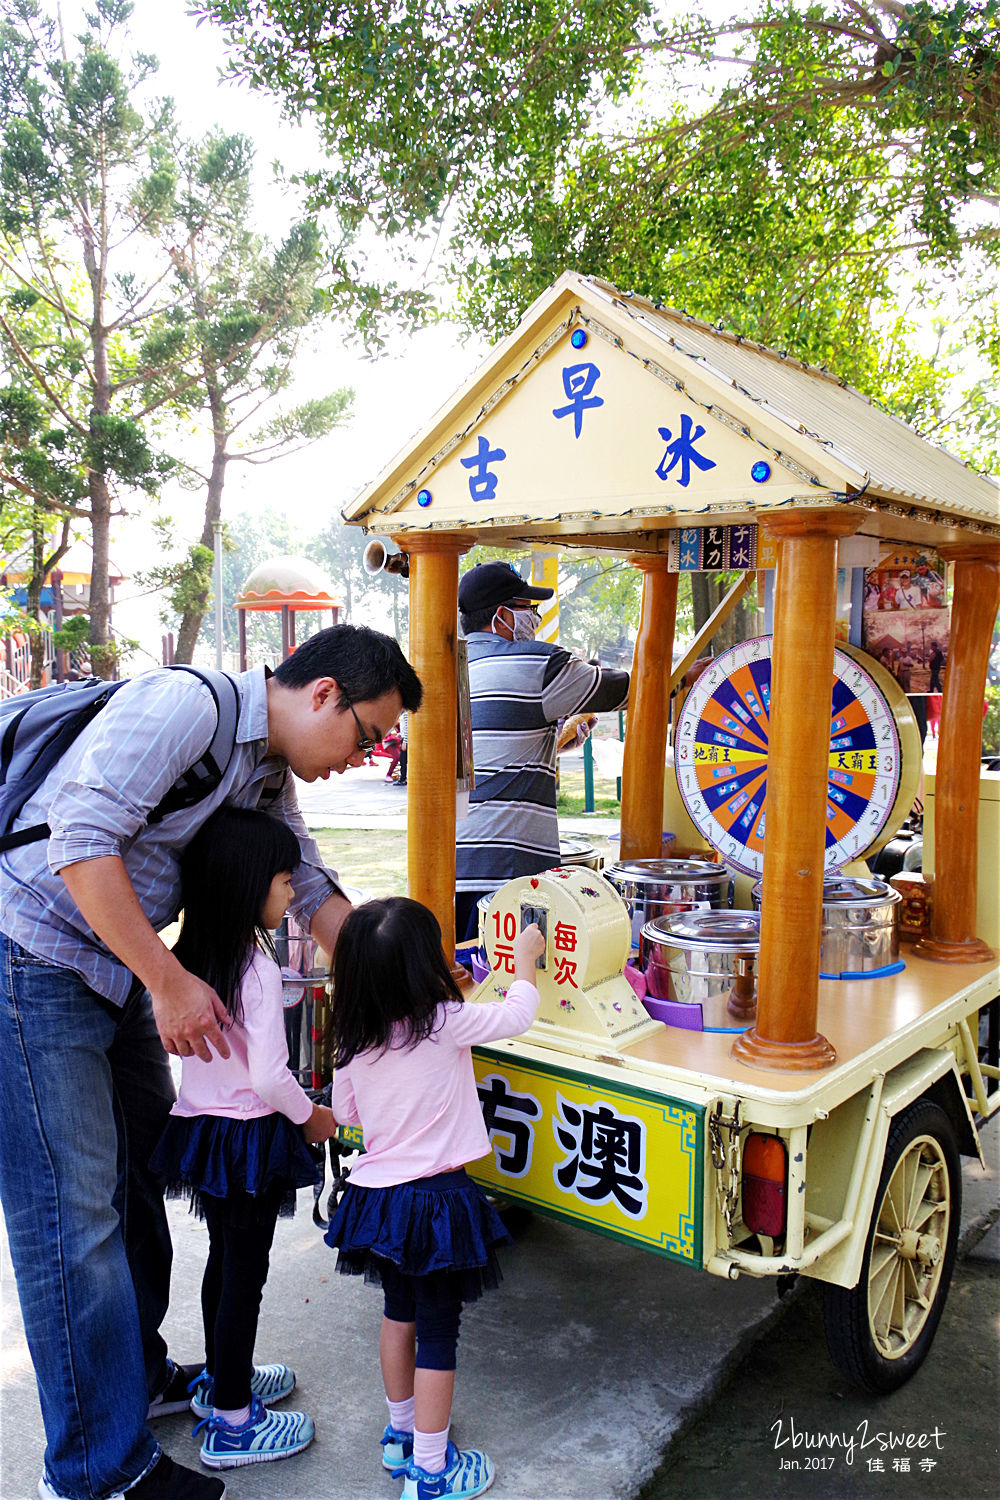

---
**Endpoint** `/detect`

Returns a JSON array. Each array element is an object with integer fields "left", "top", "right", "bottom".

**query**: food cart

[{"left": 342, "top": 272, "right": 1000, "bottom": 1392}]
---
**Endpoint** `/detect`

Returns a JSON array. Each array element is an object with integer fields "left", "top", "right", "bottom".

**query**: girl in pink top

[
  {"left": 150, "top": 807, "right": 336, "bottom": 1470},
  {"left": 324, "top": 897, "right": 542, "bottom": 1500}
]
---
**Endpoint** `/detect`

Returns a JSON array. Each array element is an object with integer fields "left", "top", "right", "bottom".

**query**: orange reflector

[{"left": 742, "top": 1133, "right": 787, "bottom": 1238}]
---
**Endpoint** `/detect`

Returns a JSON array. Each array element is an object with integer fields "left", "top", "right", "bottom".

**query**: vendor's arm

[
  {"left": 59, "top": 855, "right": 230, "bottom": 1062},
  {"left": 541, "top": 649, "right": 629, "bottom": 723},
  {"left": 580, "top": 668, "right": 630, "bottom": 713}
]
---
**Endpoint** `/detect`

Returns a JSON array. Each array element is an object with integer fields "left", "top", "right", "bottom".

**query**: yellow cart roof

[{"left": 344, "top": 272, "right": 1000, "bottom": 552}]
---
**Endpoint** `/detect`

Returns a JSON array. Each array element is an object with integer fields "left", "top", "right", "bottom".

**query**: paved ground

[{"left": 641, "top": 1222, "right": 1000, "bottom": 1500}]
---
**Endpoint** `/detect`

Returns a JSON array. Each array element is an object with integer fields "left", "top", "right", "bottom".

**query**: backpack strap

[
  {"left": 0, "top": 667, "right": 241, "bottom": 853},
  {"left": 145, "top": 666, "right": 241, "bottom": 824}
]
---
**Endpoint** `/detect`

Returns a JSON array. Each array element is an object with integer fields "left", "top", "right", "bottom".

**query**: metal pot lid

[
  {"left": 643, "top": 909, "right": 762, "bottom": 950},
  {"left": 821, "top": 876, "right": 901, "bottom": 907},
  {"left": 751, "top": 876, "right": 901, "bottom": 908},
  {"left": 605, "top": 858, "right": 729, "bottom": 885}
]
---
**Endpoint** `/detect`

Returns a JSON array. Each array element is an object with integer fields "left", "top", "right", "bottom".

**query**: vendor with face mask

[{"left": 455, "top": 561, "right": 630, "bottom": 942}]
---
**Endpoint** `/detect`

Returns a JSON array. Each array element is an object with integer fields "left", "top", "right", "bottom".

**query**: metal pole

[
  {"left": 213, "top": 521, "right": 223, "bottom": 670},
  {"left": 583, "top": 734, "right": 595, "bottom": 813}
]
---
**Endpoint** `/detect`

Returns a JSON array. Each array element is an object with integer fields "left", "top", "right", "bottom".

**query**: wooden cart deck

[{"left": 485, "top": 952, "right": 999, "bottom": 1125}]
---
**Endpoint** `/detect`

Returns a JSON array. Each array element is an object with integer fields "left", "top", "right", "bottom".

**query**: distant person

[
  {"left": 382, "top": 721, "right": 403, "bottom": 782},
  {"left": 396, "top": 712, "right": 408, "bottom": 787},
  {"left": 455, "top": 562, "right": 629, "bottom": 941},
  {"left": 151, "top": 808, "right": 337, "bottom": 1469},
  {"left": 323, "top": 898, "right": 543, "bottom": 1500}
]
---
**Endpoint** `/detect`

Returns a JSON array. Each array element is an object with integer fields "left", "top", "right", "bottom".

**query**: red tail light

[{"left": 742, "top": 1133, "right": 787, "bottom": 1238}]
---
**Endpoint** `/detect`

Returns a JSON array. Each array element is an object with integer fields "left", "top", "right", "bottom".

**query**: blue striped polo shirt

[{"left": 456, "top": 634, "right": 629, "bottom": 893}]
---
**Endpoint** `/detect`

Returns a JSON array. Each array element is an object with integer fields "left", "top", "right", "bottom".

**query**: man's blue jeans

[{"left": 0, "top": 934, "right": 175, "bottom": 1498}]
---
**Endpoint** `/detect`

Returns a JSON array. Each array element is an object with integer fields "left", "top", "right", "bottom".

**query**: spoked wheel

[{"left": 823, "top": 1099, "right": 960, "bottom": 1393}]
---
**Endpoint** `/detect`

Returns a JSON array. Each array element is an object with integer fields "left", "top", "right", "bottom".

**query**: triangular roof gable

[{"left": 345, "top": 272, "right": 999, "bottom": 541}]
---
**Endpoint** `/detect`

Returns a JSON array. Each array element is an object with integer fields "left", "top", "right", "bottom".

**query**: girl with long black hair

[
  {"left": 151, "top": 806, "right": 336, "bottom": 1471},
  {"left": 324, "top": 896, "right": 543, "bottom": 1499}
]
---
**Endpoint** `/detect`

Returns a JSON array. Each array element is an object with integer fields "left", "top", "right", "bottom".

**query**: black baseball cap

[{"left": 458, "top": 561, "right": 554, "bottom": 615}]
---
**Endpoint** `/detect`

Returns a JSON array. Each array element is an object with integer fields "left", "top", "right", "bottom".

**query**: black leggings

[
  {"left": 200, "top": 1188, "right": 282, "bottom": 1410},
  {"left": 380, "top": 1260, "right": 464, "bottom": 1372}
]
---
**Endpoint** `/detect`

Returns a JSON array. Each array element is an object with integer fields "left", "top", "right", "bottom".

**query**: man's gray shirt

[{"left": 0, "top": 665, "right": 342, "bottom": 1005}]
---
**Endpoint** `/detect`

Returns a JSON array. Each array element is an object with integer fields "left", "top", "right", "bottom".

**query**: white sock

[
  {"left": 413, "top": 1424, "right": 450, "bottom": 1474},
  {"left": 387, "top": 1396, "right": 415, "bottom": 1433},
  {"left": 214, "top": 1403, "right": 251, "bottom": 1427}
]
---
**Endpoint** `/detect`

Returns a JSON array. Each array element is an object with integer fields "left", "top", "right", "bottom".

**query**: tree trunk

[
  {"left": 88, "top": 466, "right": 113, "bottom": 676},
  {"left": 27, "top": 519, "right": 45, "bottom": 690},
  {"left": 175, "top": 370, "right": 228, "bottom": 664},
  {"left": 83, "top": 196, "right": 114, "bottom": 678},
  {"left": 691, "top": 572, "right": 713, "bottom": 636}
]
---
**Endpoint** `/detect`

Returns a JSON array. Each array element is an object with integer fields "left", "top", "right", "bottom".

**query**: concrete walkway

[{"left": 291, "top": 750, "right": 623, "bottom": 841}]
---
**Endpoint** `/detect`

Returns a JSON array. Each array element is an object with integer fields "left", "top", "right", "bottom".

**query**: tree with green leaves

[
  {"left": 143, "top": 131, "right": 353, "bottom": 661},
  {"left": 0, "top": 0, "right": 189, "bottom": 675},
  {"left": 198, "top": 0, "right": 998, "bottom": 469}
]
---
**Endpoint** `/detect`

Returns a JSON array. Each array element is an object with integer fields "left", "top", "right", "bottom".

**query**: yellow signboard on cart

[{"left": 469, "top": 1049, "right": 704, "bottom": 1267}]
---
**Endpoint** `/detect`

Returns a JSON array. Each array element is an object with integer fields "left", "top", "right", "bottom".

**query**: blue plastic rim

[{"left": 819, "top": 959, "right": 906, "bottom": 981}]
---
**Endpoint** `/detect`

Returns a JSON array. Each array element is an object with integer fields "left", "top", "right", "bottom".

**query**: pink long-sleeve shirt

[
  {"left": 331, "top": 979, "right": 539, "bottom": 1188},
  {"left": 169, "top": 948, "right": 313, "bottom": 1126}
]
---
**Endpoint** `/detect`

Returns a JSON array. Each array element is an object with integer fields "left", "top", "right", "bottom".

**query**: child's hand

[
  {"left": 513, "top": 921, "right": 545, "bottom": 980},
  {"left": 303, "top": 1103, "right": 337, "bottom": 1144}
]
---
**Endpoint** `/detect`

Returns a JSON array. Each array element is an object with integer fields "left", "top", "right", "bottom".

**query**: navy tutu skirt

[
  {"left": 325, "top": 1169, "right": 511, "bottom": 1303},
  {"left": 150, "top": 1112, "right": 321, "bottom": 1225}
]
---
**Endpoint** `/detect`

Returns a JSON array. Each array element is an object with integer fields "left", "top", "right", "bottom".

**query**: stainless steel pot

[
  {"left": 751, "top": 875, "right": 902, "bottom": 977},
  {"left": 639, "top": 910, "right": 761, "bottom": 1029},
  {"left": 557, "top": 833, "right": 602, "bottom": 871},
  {"left": 603, "top": 858, "right": 732, "bottom": 948}
]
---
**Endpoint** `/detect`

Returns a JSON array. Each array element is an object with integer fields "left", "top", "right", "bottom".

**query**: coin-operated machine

[{"left": 473, "top": 866, "right": 661, "bottom": 1051}]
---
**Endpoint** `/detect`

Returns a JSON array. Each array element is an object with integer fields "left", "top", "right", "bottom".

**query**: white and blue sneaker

[
  {"left": 402, "top": 1442, "right": 495, "bottom": 1499},
  {"left": 381, "top": 1423, "right": 414, "bottom": 1475},
  {"left": 197, "top": 1395, "right": 315, "bottom": 1469},
  {"left": 188, "top": 1362, "right": 296, "bottom": 1418}
]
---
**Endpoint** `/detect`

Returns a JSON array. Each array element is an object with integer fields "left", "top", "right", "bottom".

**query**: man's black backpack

[{"left": 0, "top": 666, "right": 240, "bottom": 854}]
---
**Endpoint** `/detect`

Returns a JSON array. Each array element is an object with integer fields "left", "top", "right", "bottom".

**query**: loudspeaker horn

[{"left": 363, "top": 540, "right": 409, "bottom": 579}]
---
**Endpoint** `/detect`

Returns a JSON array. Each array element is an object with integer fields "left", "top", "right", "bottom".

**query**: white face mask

[{"left": 498, "top": 606, "right": 540, "bottom": 641}]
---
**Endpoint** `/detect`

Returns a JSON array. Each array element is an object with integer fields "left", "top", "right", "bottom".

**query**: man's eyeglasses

[{"left": 344, "top": 698, "right": 379, "bottom": 752}]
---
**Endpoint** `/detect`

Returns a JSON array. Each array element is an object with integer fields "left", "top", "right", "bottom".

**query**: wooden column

[
  {"left": 733, "top": 509, "right": 858, "bottom": 1072},
  {"left": 396, "top": 533, "right": 473, "bottom": 967},
  {"left": 916, "top": 541, "right": 1000, "bottom": 963},
  {"left": 620, "top": 556, "right": 678, "bottom": 860}
]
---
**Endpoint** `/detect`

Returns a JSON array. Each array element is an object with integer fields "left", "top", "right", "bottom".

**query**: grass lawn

[{"left": 314, "top": 827, "right": 409, "bottom": 897}]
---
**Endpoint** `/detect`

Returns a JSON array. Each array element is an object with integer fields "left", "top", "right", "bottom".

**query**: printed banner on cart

[{"left": 468, "top": 1051, "right": 704, "bottom": 1266}]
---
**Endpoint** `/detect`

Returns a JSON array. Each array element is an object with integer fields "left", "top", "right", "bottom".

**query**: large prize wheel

[{"left": 675, "top": 638, "right": 921, "bottom": 876}]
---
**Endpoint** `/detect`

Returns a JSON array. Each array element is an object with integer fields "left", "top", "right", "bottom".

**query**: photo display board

[{"left": 675, "top": 638, "right": 905, "bottom": 876}]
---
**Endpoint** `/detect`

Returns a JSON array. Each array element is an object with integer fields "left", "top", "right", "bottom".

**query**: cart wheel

[{"left": 823, "top": 1099, "right": 960, "bottom": 1394}]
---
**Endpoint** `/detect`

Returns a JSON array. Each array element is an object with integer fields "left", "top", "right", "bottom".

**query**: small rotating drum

[{"left": 474, "top": 866, "right": 660, "bottom": 1050}]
